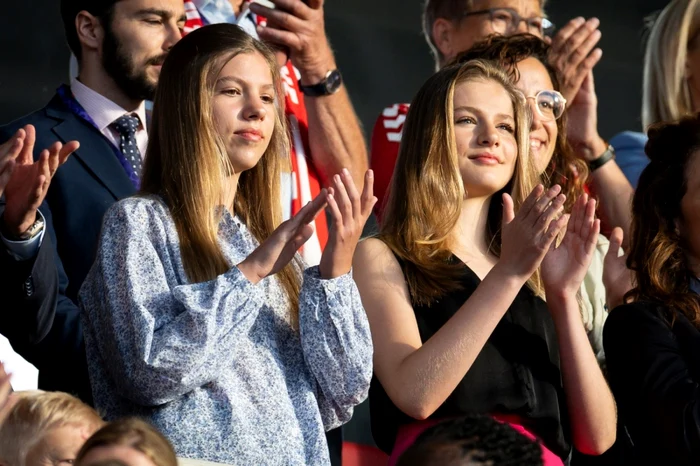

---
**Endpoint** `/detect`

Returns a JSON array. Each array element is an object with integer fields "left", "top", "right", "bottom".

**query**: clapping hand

[
  {"left": 3, "top": 125, "right": 78, "bottom": 236},
  {"left": 0, "top": 129, "right": 25, "bottom": 198},
  {"left": 319, "top": 169, "right": 376, "bottom": 279},
  {"left": 541, "top": 193, "right": 600, "bottom": 299},
  {"left": 603, "top": 227, "right": 633, "bottom": 310},
  {"left": 499, "top": 184, "right": 569, "bottom": 282},
  {"left": 238, "top": 189, "right": 330, "bottom": 284}
]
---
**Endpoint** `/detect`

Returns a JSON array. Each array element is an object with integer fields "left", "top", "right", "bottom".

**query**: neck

[
  {"left": 450, "top": 195, "right": 494, "bottom": 259},
  {"left": 229, "top": 0, "right": 246, "bottom": 15},
  {"left": 77, "top": 58, "right": 142, "bottom": 111},
  {"left": 223, "top": 171, "right": 242, "bottom": 215}
]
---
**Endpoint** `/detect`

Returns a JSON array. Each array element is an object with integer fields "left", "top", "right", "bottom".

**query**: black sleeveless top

[{"left": 369, "top": 256, "right": 571, "bottom": 461}]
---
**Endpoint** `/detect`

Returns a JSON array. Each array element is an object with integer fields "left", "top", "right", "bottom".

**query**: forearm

[
  {"left": 388, "top": 265, "right": 525, "bottom": 419},
  {"left": 576, "top": 136, "right": 633, "bottom": 243},
  {"left": 300, "top": 58, "right": 368, "bottom": 187},
  {"left": 549, "top": 293, "right": 617, "bottom": 455}
]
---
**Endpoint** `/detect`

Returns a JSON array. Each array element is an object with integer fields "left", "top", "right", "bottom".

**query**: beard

[{"left": 101, "top": 24, "right": 167, "bottom": 102}]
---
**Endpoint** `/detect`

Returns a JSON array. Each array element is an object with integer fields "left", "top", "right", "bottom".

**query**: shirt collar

[
  {"left": 191, "top": 0, "right": 259, "bottom": 39},
  {"left": 70, "top": 78, "right": 147, "bottom": 132}
]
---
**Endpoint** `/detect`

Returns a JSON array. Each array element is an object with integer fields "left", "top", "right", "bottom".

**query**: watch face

[{"left": 324, "top": 70, "right": 343, "bottom": 94}]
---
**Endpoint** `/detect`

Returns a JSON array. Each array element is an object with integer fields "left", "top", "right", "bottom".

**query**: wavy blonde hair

[
  {"left": 141, "top": 24, "right": 302, "bottom": 324},
  {"left": 0, "top": 391, "right": 104, "bottom": 466},
  {"left": 380, "top": 59, "right": 542, "bottom": 306},
  {"left": 643, "top": 0, "right": 700, "bottom": 127}
]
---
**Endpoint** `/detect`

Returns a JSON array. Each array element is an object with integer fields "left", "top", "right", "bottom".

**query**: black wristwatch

[
  {"left": 299, "top": 69, "right": 343, "bottom": 97},
  {"left": 588, "top": 144, "right": 616, "bottom": 172}
]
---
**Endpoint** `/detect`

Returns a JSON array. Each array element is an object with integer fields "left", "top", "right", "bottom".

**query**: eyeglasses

[
  {"left": 523, "top": 90, "right": 567, "bottom": 121},
  {"left": 462, "top": 7, "right": 555, "bottom": 37}
]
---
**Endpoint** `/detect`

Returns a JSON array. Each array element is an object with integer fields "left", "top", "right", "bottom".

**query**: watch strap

[
  {"left": 589, "top": 144, "right": 616, "bottom": 172},
  {"left": 298, "top": 69, "right": 342, "bottom": 97}
]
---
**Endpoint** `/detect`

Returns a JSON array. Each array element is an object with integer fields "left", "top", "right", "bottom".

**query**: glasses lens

[
  {"left": 490, "top": 9, "right": 514, "bottom": 34},
  {"left": 537, "top": 91, "right": 565, "bottom": 120},
  {"left": 541, "top": 18, "right": 555, "bottom": 35}
]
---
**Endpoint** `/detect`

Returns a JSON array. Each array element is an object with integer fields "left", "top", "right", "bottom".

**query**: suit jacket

[{"left": 0, "top": 92, "right": 137, "bottom": 402}]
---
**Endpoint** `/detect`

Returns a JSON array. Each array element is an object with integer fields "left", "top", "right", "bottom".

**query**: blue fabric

[
  {"left": 112, "top": 114, "right": 143, "bottom": 178},
  {"left": 609, "top": 131, "right": 649, "bottom": 189}
]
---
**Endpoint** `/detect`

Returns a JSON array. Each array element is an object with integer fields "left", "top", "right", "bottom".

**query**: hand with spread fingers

[
  {"left": 542, "top": 193, "right": 601, "bottom": 299},
  {"left": 249, "top": 0, "right": 336, "bottom": 83},
  {"left": 319, "top": 169, "right": 376, "bottom": 279},
  {"left": 238, "top": 189, "right": 329, "bottom": 284},
  {"left": 548, "top": 17, "right": 603, "bottom": 103},
  {"left": 0, "top": 129, "right": 26, "bottom": 198},
  {"left": 2, "top": 125, "right": 79, "bottom": 237},
  {"left": 499, "top": 184, "right": 569, "bottom": 282},
  {"left": 603, "top": 227, "right": 633, "bottom": 311}
]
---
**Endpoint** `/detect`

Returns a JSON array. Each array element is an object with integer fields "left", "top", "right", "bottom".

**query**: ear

[
  {"left": 432, "top": 18, "right": 455, "bottom": 63},
  {"left": 75, "top": 10, "right": 105, "bottom": 55}
]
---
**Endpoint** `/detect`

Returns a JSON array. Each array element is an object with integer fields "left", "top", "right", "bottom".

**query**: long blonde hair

[
  {"left": 643, "top": 0, "right": 700, "bottom": 127},
  {"left": 141, "top": 24, "right": 301, "bottom": 322},
  {"left": 380, "top": 59, "right": 542, "bottom": 306}
]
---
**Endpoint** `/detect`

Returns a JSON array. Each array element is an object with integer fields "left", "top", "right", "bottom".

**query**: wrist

[
  {"left": 1, "top": 212, "right": 38, "bottom": 239},
  {"left": 490, "top": 262, "right": 529, "bottom": 289},
  {"left": 297, "top": 53, "right": 337, "bottom": 86},
  {"left": 575, "top": 136, "right": 608, "bottom": 162},
  {"left": 237, "top": 259, "right": 263, "bottom": 285}
]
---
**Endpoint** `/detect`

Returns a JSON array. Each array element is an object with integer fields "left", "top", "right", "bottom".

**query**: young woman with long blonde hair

[
  {"left": 353, "top": 59, "right": 617, "bottom": 465},
  {"left": 79, "top": 24, "right": 375, "bottom": 464}
]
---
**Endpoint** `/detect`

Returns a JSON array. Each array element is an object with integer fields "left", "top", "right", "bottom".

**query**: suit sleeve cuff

[{"left": 0, "top": 211, "right": 46, "bottom": 261}]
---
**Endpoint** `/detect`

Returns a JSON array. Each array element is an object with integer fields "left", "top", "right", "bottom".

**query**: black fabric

[
  {"left": 369, "top": 256, "right": 571, "bottom": 461},
  {"left": 604, "top": 301, "right": 700, "bottom": 465},
  {"left": 0, "top": 93, "right": 137, "bottom": 404}
]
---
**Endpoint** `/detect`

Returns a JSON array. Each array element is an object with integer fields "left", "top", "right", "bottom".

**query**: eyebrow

[
  {"left": 454, "top": 106, "right": 514, "bottom": 120},
  {"left": 216, "top": 76, "right": 275, "bottom": 90},
  {"left": 136, "top": 8, "right": 188, "bottom": 23}
]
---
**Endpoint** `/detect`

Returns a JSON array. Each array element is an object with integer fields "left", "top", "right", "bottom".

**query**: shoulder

[
  {"left": 609, "top": 131, "right": 648, "bottom": 151},
  {"left": 0, "top": 106, "right": 55, "bottom": 140},
  {"left": 604, "top": 301, "right": 672, "bottom": 340},
  {"left": 102, "top": 195, "right": 170, "bottom": 232},
  {"left": 354, "top": 237, "right": 396, "bottom": 268}
]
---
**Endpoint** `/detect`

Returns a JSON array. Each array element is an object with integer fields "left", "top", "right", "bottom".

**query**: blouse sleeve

[
  {"left": 298, "top": 266, "right": 373, "bottom": 430},
  {"left": 604, "top": 303, "right": 700, "bottom": 464},
  {"left": 79, "top": 199, "right": 266, "bottom": 407}
]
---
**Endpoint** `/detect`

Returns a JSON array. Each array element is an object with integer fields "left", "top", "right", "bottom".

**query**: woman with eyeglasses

[
  {"left": 354, "top": 58, "right": 617, "bottom": 466},
  {"left": 456, "top": 34, "right": 634, "bottom": 364}
]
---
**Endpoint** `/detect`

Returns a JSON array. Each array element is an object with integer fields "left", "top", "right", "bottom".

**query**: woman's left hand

[
  {"left": 565, "top": 71, "right": 608, "bottom": 162},
  {"left": 541, "top": 193, "right": 600, "bottom": 298},
  {"left": 319, "top": 168, "right": 377, "bottom": 279}
]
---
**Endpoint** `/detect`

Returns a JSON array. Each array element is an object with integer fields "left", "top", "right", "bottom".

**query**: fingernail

[
  {"left": 256, "top": 25, "right": 264, "bottom": 34},
  {"left": 574, "top": 17, "right": 585, "bottom": 25},
  {"left": 367, "top": 170, "right": 374, "bottom": 178},
  {"left": 588, "top": 17, "right": 600, "bottom": 26},
  {"left": 342, "top": 168, "right": 350, "bottom": 176}
]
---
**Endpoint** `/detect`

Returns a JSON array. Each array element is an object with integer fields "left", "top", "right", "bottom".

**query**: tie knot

[{"left": 112, "top": 114, "right": 140, "bottom": 136}]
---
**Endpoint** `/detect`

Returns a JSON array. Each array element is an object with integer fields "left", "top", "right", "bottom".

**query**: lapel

[{"left": 45, "top": 96, "right": 136, "bottom": 201}]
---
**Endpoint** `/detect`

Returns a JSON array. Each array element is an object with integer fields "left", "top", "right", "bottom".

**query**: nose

[
  {"left": 528, "top": 98, "right": 543, "bottom": 131},
  {"left": 243, "top": 95, "right": 268, "bottom": 121},
  {"left": 163, "top": 21, "right": 182, "bottom": 51},
  {"left": 514, "top": 19, "right": 530, "bottom": 34},
  {"left": 478, "top": 122, "right": 500, "bottom": 147}
]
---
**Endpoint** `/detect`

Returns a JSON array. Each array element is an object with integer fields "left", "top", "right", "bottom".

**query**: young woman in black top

[
  {"left": 353, "top": 59, "right": 616, "bottom": 465},
  {"left": 604, "top": 114, "right": 700, "bottom": 466}
]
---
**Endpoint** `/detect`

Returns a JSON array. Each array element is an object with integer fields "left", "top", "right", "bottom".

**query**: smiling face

[
  {"left": 514, "top": 56, "right": 558, "bottom": 174},
  {"left": 453, "top": 77, "right": 519, "bottom": 199},
  {"left": 212, "top": 51, "right": 278, "bottom": 174}
]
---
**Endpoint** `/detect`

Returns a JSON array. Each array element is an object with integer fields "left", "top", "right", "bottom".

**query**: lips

[
  {"left": 469, "top": 153, "right": 501, "bottom": 165},
  {"left": 530, "top": 138, "right": 545, "bottom": 152},
  {"left": 235, "top": 129, "right": 264, "bottom": 142}
]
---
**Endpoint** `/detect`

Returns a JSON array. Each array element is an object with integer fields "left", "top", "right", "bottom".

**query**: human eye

[
  {"left": 261, "top": 94, "right": 275, "bottom": 104},
  {"left": 221, "top": 88, "right": 241, "bottom": 97},
  {"left": 456, "top": 116, "right": 476, "bottom": 125},
  {"left": 492, "top": 9, "right": 513, "bottom": 21},
  {"left": 497, "top": 123, "right": 515, "bottom": 133},
  {"left": 143, "top": 16, "right": 163, "bottom": 25}
]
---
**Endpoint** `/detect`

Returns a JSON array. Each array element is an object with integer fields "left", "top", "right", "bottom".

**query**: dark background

[
  {"left": 0, "top": 0, "right": 673, "bottom": 448},
  {"left": 0, "top": 0, "right": 672, "bottom": 138}
]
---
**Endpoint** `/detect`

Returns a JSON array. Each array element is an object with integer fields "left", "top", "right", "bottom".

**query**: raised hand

[
  {"left": 542, "top": 193, "right": 600, "bottom": 298},
  {"left": 0, "top": 363, "right": 15, "bottom": 428},
  {"left": 499, "top": 184, "right": 569, "bottom": 281},
  {"left": 548, "top": 17, "right": 603, "bottom": 103},
  {"left": 249, "top": 0, "right": 336, "bottom": 83},
  {"left": 238, "top": 190, "right": 329, "bottom": 284},
  {"left": 0, "top": 129, "right": 26, "bottom": 198},
  {"left": 603, "top": 227, "right": 633, "bottom": 310},
  {"left": 319, "top": 169, "right": 376, "bottom": 279},
  {"left": 2, "top": 125, "right": 79, "bottom": 236}
]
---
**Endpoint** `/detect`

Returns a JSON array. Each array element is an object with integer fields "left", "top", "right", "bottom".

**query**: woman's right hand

[
  {"left": 498, "top": 184, "right": 568, "bottom": 282},
  {"left": 238, "top": 190, "right": 329, "bottom": 284}
]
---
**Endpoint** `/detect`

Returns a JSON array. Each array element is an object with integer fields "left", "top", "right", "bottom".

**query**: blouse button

[{"left": 327, "top": 282, "right": 337, "bottom": 292}]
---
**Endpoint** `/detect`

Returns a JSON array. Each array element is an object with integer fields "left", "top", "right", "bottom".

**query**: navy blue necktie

[{"left": 112, "top": 114, "right": 143, "bottom": 178}]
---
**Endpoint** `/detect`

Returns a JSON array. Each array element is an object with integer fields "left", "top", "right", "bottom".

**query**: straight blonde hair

[
  {"left": 0, "top": 391, "right": 104, "bottom": 465},
  {"left": 380, "top": 59, "right": 542, "bottom": 307},
  {"left": 643, "top": 0, "right": 700, "bottom": 127},
  {"left": 140, "top": 24, "right": 302, "bottom": 324}
]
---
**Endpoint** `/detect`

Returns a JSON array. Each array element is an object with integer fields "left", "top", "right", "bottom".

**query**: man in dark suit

[{"left": 0, "top": 0, "right": 187, "bottom": 402}]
